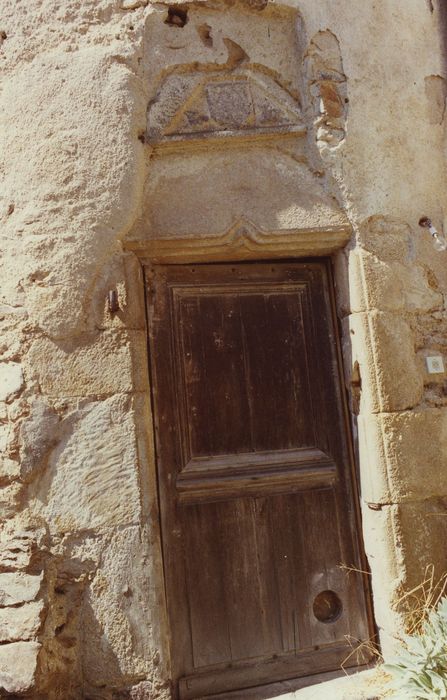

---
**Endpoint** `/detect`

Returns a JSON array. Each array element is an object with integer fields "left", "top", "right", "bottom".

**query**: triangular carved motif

[
  {"left": 225, "top": 218, "right": 266, "bottom": 248},
  {"left": 147, "top": 69, "right": 305, "bottom": 144}
]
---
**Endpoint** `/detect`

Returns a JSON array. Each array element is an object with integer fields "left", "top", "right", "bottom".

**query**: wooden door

[{"left": 146, "top": 262, "right": 373, "bottom": 700}]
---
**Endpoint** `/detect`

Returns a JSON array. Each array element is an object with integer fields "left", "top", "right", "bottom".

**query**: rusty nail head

[{"left": 108, "top": 290, "right": 119, "bottom": 314}]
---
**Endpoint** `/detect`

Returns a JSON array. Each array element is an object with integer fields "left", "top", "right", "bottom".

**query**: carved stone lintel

[{"left": 124, "top": 218, "right": 352, "bottom": 263}]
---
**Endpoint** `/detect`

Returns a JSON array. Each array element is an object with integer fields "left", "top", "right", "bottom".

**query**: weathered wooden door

[{"left": 146, "top": 262, "right": 372, "bottom": 699}]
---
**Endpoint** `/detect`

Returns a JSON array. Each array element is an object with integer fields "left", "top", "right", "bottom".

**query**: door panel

[{"left": 146, "top": 262, "right": 373, "bottom": 699}]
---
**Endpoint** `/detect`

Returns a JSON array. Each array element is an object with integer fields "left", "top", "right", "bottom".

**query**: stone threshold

[
  {"left": 271, "top": 668, "right": 391, "bottom": 700},
  {"left": 202, "top": 668, "right": 391, "bottom": 700}
]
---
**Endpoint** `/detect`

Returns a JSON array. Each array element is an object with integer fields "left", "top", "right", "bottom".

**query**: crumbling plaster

[{"left": 1, "top": 0, "right": 447, "bottom": 697}]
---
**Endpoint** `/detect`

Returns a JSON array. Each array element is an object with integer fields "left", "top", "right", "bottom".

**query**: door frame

[{"left": 142, "top": 256, "right": 377, "bottom": 699}]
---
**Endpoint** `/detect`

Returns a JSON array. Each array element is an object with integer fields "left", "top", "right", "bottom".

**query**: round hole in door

[{"left": 313, "top": 590, "right": 343, "bottom": 624}]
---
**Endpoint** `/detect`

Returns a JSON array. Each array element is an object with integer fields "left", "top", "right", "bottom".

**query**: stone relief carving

[{"left": 147, "top": 68, "right": 305, "bottom": 143}]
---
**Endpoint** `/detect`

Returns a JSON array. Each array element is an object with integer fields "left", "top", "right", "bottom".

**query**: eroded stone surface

[
  {"left": 31, "top": 395, "right": 142, "bottom": 532},
  {"left": 344, "top": 311, "right": 424, "bottom": 414},
  {"left": 0, "top": 601, "right": 44, "bottom": 642},
  {"left": 360, "top": 408, "right": 447, "bottom": 503},
  {"left": 0, "top": 530, "right": 37, "bottom": 571},
  {"left": 0, "top": 572, "right": 42, "bottom": 606},
  {"left": 25, "top": 331, "right": 149, "bottom": 397},
  {"left": 0, "top": 641, "right": 40, "bottom": 694},
  {"left": 0, "top": 363, "right": 23, "bottom": 402}
]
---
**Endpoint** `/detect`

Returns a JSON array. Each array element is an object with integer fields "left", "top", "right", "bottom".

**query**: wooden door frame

[{"left": 141, "top": 253, "right": 377, "bottom": 698}]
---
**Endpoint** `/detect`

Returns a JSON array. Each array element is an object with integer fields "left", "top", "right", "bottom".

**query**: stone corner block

[
  {"left": 345, "top": 311, "right": 423, "bottom": 413},
  {"left": 346, "top": 248, "right": 443, "bottom": 315},
  {"left": 360, "top": 408, "right": 447, "bottom": 503},
  {"left": 0, "top": 641, "right": 40, "bottom": 694}
]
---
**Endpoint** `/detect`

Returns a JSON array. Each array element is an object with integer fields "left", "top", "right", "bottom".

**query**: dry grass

[
  {"left": 398, "top": 564, "right": 447, "bottom": 636},
  {"left": 337, "top": 563, "right": 447, "bottom": 697}
]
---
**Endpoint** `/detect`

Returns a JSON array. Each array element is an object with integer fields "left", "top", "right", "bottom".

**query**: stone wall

[{"left": 1, "top": 0, "right": 447, "bottom": 697}]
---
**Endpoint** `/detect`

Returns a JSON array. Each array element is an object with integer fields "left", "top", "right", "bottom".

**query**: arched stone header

[{"left": 126, "top": 147, "right": 351, "bottom": 260}]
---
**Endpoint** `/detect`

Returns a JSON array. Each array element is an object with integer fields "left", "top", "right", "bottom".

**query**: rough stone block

[
  {"left": 343, "top": 248, "right": 442, "bottom": 315},
  {"left": 364, "top": 498, "right": 447, "bottom": 659},
  {"left": 34, "top": 395, "right": 142, "bottom": 532},
  {"left": 360, "top": 496, "right": 447, "bottom": 657},
  {"left": 0, "top": 531, "right": 36, "bottom": 571},
  {"left": 25, "top": 330, "right": 149, "bottom": 397},
  {"left": 345, "top": 311, "right": 423, "bottom": 413},
  {"left": 0, "top": 363, "right": 24, "bottom": 402},
  {"left": 0, "top": 641, "right": 40, "bottom": 694},
  {"left": 82, "top": 526, "right": 162, "bottom": 687},
  {"left": 0, "top": 572, "right": 42, "bottom": 606},
  {"left": 358, "top": 216, "right": 412, "bottom": 264},
  {"left": 402, "top": 264, "right": 443, "bottom": 312},
  {"left": 0, "top": 483, "right": 23, "bottom": 519},
  {"left": 396, "top": 498, "right": 447, "bottom": 593},
  {"left": 347, "top": 249, "right": 403, "bottom": 314},
  {"left": 0, "top": 601, "right": 44, "bottom": 642},
  {"left": 0, "top": 457, "right": 20, "bottom": 482},
  {"left": 129, "top": 680, "right": 154, "bottom": 699},
  {"left": 359, "top": 408, "right": 447, "bottom": 503}
]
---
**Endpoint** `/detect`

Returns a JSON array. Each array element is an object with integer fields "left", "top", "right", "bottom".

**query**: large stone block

[
  {"left": 358, "top": 216, "right": 412, "bottom": 264},
  {"left": 25, "top": 330, "right": 149, "bottom": 397},
  {"left": 396, "top": 498, "right": 447, "bottom": 593},
  {"left": 0, "top": 572, "right": 42, "bottom": 606},
  {"left": 359, "top": 408, "right": 447, "bottom": 504},
  {"left": 344, "top": 311, "right": 423, "bottom": 413},
  {"left": 133, "top": 148, "right": 350, "bottom": 244},
  {"left": 81, "top": 525, "right": 168, "bottom": 690},
  {"left": 345, "top": 249, "right": 442, "bottom": 314},
  {"left": 33, "top": 395, "right": 142, "bottom": 532},
  {"left": 0, "top": 601, "right": 44, "bottom": 642},
  {"left": 0, "top": 641, "right": 40, "bottom": 694}
]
